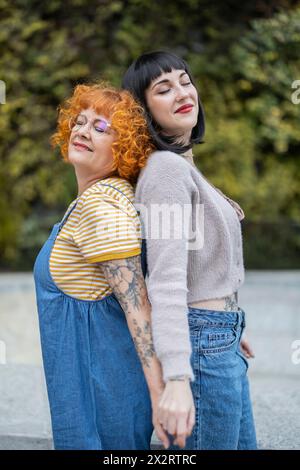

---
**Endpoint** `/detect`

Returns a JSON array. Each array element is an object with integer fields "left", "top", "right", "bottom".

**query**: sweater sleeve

[{"left": 136, "top": 152, "right": 195, "bottom": 382}]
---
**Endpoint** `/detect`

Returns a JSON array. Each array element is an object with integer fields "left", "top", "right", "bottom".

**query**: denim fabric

[
  {"left": 33, "top": 204, "right": 153, "bottom": 450},
  {"left": 170, "top": 307, "right": 257, "bottom": 450}
]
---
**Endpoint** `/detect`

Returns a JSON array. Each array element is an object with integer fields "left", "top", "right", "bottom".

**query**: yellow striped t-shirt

[{"left": 49, "top": 177, "right": 141, "bottom": 300}]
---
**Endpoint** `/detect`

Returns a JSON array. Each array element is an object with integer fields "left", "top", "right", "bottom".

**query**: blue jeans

[{"left": 170, "top": 307, "right": 257, "bottom": 450}]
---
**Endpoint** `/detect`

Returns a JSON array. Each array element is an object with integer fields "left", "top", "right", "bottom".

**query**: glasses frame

[{"left": 69, "top": 114, "right": 113, "bottom": 134}]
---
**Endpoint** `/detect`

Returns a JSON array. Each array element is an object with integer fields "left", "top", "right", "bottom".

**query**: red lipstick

[{"left": 175, "top": 104, "right": 194, "bottom": 114}]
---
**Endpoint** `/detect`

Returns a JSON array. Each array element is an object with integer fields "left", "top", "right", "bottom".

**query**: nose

[
  {"left": 77, "top": 122, "right": 92, "bottom": 139},
  {"left": 175, "top": 84, "right": 189, "bottom": 101}
]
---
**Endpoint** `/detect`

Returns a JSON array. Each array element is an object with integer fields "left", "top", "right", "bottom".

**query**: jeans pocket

[
  {"left": 200, "top": 325, "right": 238, "bottom": 354},
  {"left": 236, "top": 349, "right": 249, "bottom": 372}
]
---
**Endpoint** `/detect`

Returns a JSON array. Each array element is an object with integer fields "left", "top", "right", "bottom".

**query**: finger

[
  {"left": 166, "top": 413, "right": 177, "bottom": 437},
  {"left": 158, "top": 402, "right": 168, "bottom": 432},
  {"left": 242, "top": 347, "right": 251, "bottom": 358},
  {"left": 174, "top": 434, "right": 186, "bottom": 448},
  {"left": 241, "top": 344, "right": 249, "bottom": 356},
  {"left": 187, "top": 407, "right": 195, "bottom": 435},
  {"left": 240, "top": 340, "right": 251, "bottom": 357},
  {"left": 155, "top": 423, "right": 170, "bottom": 449},
  {"left": 174, "top": 414, "right": 189, "bottom": 448},
  {"left": 242, "top": 341, "right": 255, "bottom": 358}
]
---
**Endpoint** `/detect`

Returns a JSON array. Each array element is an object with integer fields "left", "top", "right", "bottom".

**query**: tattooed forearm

[
  {"left": 132, "top": 319, "right": 155, "bottom": 368},
  {"left": 100, "top": 256, "right": 147, "bottom": 314},
  {"left": 99, "top": 255, "right": 155, "bottom": 369}
]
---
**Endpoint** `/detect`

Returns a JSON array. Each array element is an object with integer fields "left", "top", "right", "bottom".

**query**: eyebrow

[
  {"left": 78, "top": 113, "right": 108, "bottom": 122},
  {"left": 151, "top": 72, "right": 189, "bottom": 90}
]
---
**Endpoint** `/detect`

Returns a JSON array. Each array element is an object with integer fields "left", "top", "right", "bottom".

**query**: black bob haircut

[{"left": 122, "top": 50, "right": 205, "bottom": 154}]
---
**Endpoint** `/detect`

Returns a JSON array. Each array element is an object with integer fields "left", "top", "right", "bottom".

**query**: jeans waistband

[{"left": 188, "top": 306, "right": 246, "bottom": 329}]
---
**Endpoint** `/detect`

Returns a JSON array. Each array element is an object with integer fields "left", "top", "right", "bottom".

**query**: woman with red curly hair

[{"left": 33, "top": 83, "right": 168, "bottom": 450}]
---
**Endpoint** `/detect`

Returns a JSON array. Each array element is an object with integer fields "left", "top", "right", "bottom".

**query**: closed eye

[
  {"left": 157, "top": 82, "right": 191, "bottom": 95},
  {"left": 94, "top": 120, "right": 108, "bottom": 133}
]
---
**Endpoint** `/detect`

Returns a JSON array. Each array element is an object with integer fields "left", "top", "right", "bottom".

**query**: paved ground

[{"left": 0, "top": 271, "right": 299, "bottom": 450}]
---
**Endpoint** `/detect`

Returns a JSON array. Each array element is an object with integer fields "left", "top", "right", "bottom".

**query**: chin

[
  {"left": 176, "top": 115, "right": 197, "bottom": 128},
  {"left": 186, "top": 114, "right": 198, "bottom": 126},
  {"left": 68, "top": 153, "right": 85, "bottom": 167}
]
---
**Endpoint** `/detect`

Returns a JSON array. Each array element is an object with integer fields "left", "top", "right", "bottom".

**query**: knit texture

[{"left": 134, "top": 151, "right": 245, "bottom": 382}]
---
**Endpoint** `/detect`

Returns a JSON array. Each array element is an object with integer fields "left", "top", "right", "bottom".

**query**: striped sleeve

[{"left": 73, "top": 192, "right": 141, "bottom": 263}]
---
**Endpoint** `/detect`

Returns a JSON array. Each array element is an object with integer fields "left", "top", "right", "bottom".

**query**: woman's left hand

[
  {"left": 240, "top": 334, "right": 255, "bottom": 359},
  {"left": 157, "top": 379, "right": 195, "bottom": 449}
]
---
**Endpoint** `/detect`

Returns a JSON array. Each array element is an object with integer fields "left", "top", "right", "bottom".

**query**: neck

[
  {"left": 181, "top": 148, "right": 195, "bottom": 166},
  {"left": 75, "top": 168, "right": 111, "bottom": 197}
]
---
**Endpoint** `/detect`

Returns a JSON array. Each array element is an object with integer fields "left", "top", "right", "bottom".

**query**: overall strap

[
  {"left": 58, "top": 200, "right": 78, "bottom": 232},
  {"left": 99, "top": 183, "right": 139, "bottom": 215}
]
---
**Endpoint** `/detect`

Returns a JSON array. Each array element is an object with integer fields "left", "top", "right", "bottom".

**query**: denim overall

[{"left": 33, "top": 189, "right": 153, "bottom": 450}]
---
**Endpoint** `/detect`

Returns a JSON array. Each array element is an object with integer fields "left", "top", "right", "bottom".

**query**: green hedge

[{"left": 0, "top": 1, "right": 299, "bottom": 269}]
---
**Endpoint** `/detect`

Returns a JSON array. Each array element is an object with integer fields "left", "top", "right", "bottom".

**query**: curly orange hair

[{"left": 51, "top": 82, "right": 154, "bottom": 184}]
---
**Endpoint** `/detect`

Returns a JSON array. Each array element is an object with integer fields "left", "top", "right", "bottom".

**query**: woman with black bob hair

[
  {"left": 122, "top": 50, "right": 257, "bottom": 450},
  {"left": 122, "top": 51, "right": 205, "bottom": 154}
]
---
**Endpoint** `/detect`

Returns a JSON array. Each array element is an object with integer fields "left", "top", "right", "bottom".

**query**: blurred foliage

[{"left": 0, "top": 0, "right": 299, "bottom": 269}]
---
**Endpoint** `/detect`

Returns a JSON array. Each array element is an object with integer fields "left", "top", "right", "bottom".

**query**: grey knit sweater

[{"left": 134, "top": 150, "right": 245, "bottom": 382}]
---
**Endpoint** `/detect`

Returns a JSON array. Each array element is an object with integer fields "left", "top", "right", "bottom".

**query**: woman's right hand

[{"left": 158, "top": 379, "right": 195, "bottom": 448}]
